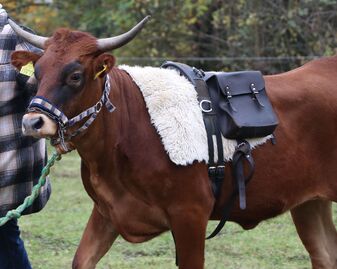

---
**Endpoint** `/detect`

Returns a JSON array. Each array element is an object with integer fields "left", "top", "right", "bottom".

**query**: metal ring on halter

[
  {"left": 199, "top": 100, "right": 212, "bottom": 113},
  {"left": 95, "top": 101, "right": 103, "bottom": 113}
]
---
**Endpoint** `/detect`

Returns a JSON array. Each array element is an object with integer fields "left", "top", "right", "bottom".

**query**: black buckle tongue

[
  {"left": 235, "top": 140, "right": 251, "bottom": 155},
  {"left": 192, "top": 67, "right": 205, "bottom": 78},
  {"left": 224, "top": 86, "right": 237, "bottom": 112},
  {"left": 250, "top": 83, "right": 265, "bottom": 107}
]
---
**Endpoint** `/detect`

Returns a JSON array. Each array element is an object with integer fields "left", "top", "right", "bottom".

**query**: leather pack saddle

[
  {"left": 161, "top": 61, "right": 278, "bottom": 239},
  {"left": 161, "top": 61, "right": 278, "bottom": 140}
]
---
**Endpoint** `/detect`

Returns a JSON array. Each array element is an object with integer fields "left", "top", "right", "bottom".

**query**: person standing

[{"left": 0, "top": 5, "right": 51, "bottom": 269}]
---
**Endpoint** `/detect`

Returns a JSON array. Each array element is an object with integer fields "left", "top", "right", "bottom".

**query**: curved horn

[
  {"left": 8, "top": 19, "right": 48, "bottom": 49},
  {"left": 97, "top": 15, "right": 151, "bottom": 51}
]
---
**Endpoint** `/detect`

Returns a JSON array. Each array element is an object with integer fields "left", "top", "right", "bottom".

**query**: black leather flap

[{"left": 214, "top": 71, "right": 265, "bottom": 97}]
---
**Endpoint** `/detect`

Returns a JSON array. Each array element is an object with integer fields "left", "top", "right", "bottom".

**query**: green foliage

[{"left": 5, "top": 0, "right": 337, "bottom": 73}]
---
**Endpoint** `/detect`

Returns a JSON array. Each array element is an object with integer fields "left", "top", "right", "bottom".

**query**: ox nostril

[{"left": 31, "top": 116, "right": 44, "bottom": 130}]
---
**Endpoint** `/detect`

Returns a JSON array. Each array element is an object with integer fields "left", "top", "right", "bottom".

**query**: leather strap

[
  {"left": 206, "top": 186, "right": 238, "bottom": 239},
  {"left": 194, "top": 78, "right": 225, "bottom": 197},
  {"left": 232, "top": 140, "right": 255, "bottom": 209},
  {"left": 206, "top": 140, "right": 254, "bottom": 239}
]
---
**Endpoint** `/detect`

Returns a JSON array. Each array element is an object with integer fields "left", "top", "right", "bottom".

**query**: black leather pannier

[{"left": 206, "top": 71, "right": 278, "bottom": 139}]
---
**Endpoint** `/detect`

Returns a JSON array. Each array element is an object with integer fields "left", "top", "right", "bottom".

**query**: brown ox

[{"left": 9, "top": 18, "right": 337, "bottom": 269}]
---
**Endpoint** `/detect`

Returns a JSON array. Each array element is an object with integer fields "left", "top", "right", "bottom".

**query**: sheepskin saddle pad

[{"left": 119, "top": 65, "right": 270, "bottom": 166}]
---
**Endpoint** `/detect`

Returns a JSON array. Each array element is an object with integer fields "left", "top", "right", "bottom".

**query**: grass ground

[{"left": 19, "top": 149, "right": 334, "bottom": 269}]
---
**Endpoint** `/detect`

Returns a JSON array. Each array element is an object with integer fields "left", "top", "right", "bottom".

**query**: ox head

[{"left": 10, "top": 17, "right": 150, "bottom": 148}]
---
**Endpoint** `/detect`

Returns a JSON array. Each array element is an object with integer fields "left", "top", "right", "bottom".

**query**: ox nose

[{"left": 22, "top": 116, "right": 45, "bottom": 135}]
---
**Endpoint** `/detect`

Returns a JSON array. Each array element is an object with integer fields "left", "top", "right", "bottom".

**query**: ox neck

[{"left": 73, "top": 67, "right": 155, "bottom": 166}]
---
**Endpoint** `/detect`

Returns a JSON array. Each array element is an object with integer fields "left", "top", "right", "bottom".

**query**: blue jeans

[{"left": 0, "top": 219, "right": 32, "bottom": 269}]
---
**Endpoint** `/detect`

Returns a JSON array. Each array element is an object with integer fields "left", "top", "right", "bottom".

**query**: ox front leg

[
  {"left": 72, "top": 205, "right": 119, "bottom": 269},
  {"left": 169, "top": 209, "right": 209, "bottom": 269},
  {"left": 291, "top": 199, "right": 337, "bottom": 269}
]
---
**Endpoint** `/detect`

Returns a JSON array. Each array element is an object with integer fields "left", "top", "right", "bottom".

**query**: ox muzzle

[
  {"left": 22, "top": 75, "right": 115, "bottom": 152},
  {"left": 22, "top": 112, "right": 58, "bottom": 138}
]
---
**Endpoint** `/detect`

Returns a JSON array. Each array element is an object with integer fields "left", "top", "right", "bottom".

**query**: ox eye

[
  {"left": 67, "top": 71, "right": 83, "bottom": 87},
  {"left": 71, "top": 72, "right": 81, "bottom": 81}
]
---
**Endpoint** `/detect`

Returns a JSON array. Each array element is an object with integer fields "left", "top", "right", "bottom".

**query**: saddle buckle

[
  {"left": 208, "top": 166, "right": 216, "bottom": 177},
  {"left": 193, "top": 67, "right": 205, "bottom": 78},
  {"left": 199, "top": 100, "right": 212, "bottom": 113}
]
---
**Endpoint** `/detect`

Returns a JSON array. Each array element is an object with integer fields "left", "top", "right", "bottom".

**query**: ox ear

[
  {"left": 11, "top": 51, "right": 41, "bottom": 71},
  {"left": 94, "top": 53, "right": 115, "bottom": 79}
]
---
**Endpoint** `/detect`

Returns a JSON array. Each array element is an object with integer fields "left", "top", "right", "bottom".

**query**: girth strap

[
  {"left": 207, "top": 140, "right": 254, "bottom": 239},
  {"left": 194, "top": 74, "right": 225, "bottom": 197}
]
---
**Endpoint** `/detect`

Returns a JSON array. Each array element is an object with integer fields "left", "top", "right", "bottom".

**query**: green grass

[{"left": 19, "top": 149, "right": 332, "bottom": 268}]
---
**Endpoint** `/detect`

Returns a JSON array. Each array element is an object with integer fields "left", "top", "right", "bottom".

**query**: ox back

[{"left": 161, "top": 61, "right": 278, "bottom": 238}]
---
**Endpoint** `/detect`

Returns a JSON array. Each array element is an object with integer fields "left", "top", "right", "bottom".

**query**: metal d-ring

[
  {"left": 95, "top": 101, "right": 103, "bottom": 112},
  {"left": 199, "top": 100, "right": 212, "bottom": 113}
]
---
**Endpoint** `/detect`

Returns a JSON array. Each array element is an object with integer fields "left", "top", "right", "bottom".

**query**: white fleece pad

[{"left": 120, "top": 65, "right": 270, "bottom": 166}]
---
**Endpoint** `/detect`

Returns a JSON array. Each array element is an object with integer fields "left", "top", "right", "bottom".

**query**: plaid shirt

[{"left": 0, "top": 8, "right": 51, "bottom": 217}]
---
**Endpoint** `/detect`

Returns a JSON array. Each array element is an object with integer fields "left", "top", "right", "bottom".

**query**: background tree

[{"left": 3, "top": 0, "right": 337, "bottom": 73}]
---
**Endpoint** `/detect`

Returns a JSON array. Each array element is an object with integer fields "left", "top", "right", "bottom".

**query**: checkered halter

[{"left": 27, "top": 75, "right": 115, "bottom": 152}]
